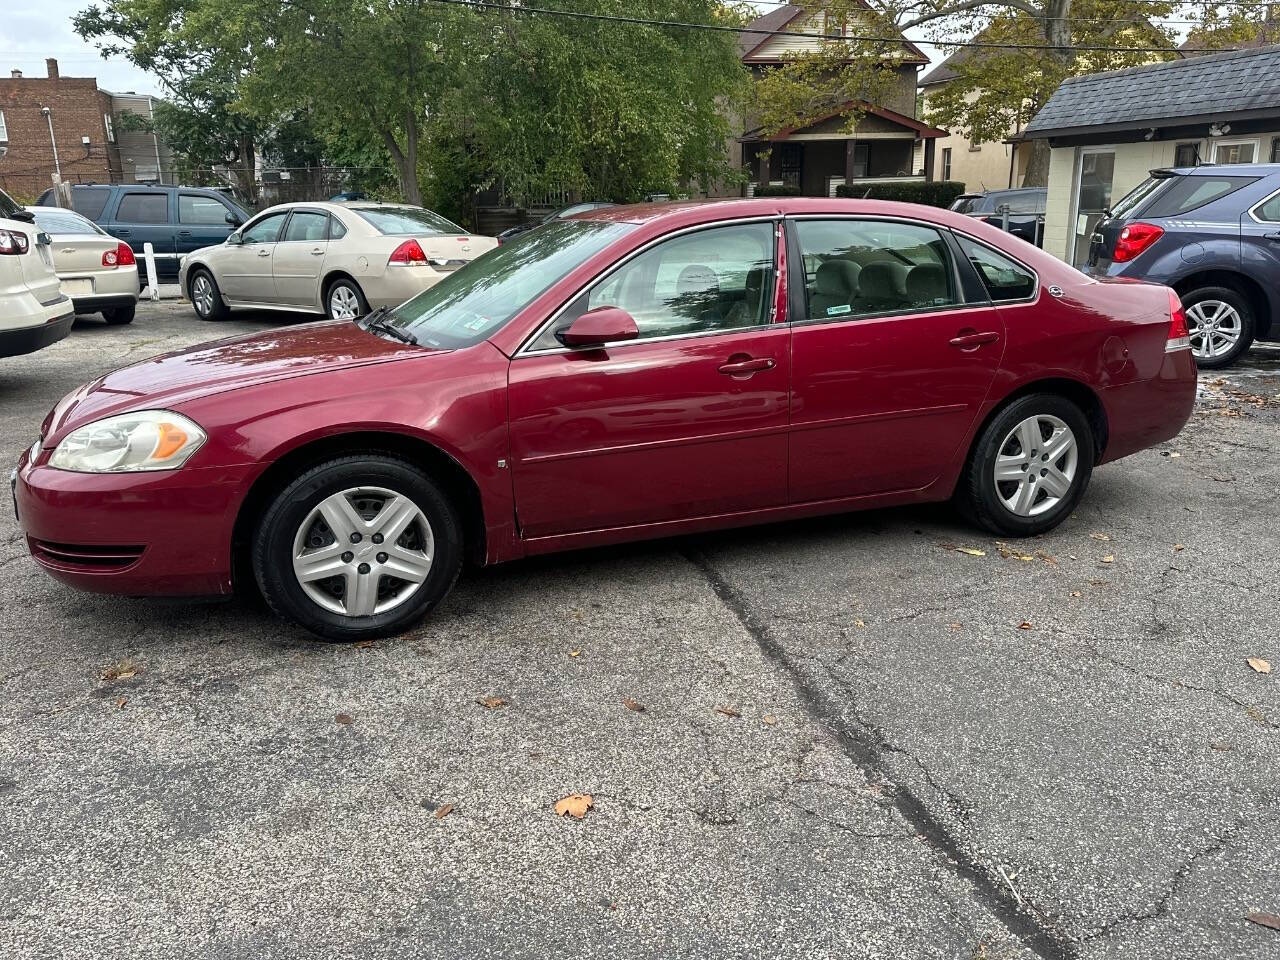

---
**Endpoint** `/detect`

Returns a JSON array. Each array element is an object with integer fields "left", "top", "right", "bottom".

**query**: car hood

[{"left": 44, "top": 319, "right": 438, "bottom": 438}]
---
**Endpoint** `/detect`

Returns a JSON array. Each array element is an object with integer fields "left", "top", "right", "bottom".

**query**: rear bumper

[
  {"left": 363, "top": 267, "right": 447, "bottom": 310},
  {"left": 1098, "top": 347, "right": 1197, "bottom": 464},
  {"left": 0, "top": 310, "right": 74, "bottom": 358},
  {"left": 70, "top": 294, "right": 137, "bottom": 313},
  {"left": 14, "top": 453, "right": 254, "bottom": 597}
]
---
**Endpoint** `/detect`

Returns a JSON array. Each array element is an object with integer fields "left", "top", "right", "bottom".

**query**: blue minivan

[
  {"left": 35, "top": 184, "right": 251, "bottom": 280},
  {"left": 1087, "top": 163, "right": 1280, "bottom": 368}
]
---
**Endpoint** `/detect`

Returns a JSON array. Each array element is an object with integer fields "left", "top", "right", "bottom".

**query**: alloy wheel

[
  {"left": 192, "top": 274, "right": 215, "bottom": 317},
  {"left": 994, "top": 414, "right": 1079, "bottom": 518},
  {"left": 330, "top": 285, "right": 362, "bottom": 321},
  {"left": 291, "top": 486, "right": 434, "bottom": 617},
  {"left": 1185, "top": 300, "right": 1242, "bottom": 360}
]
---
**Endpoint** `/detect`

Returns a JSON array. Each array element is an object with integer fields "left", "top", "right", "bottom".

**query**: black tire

[
  {"left": 252, "top": 455, "right": 463, "bottom": 642},
  {"left": 189, "top": 268, "right": 230, "bottom": 322},
  {"left": 324, "top": 277, "right": 368, "bottom": 321},
  {"left": 102, "top": 303, "right": 136, "bottom": 326},
  {"left": 1181, "top": 285, "right": 1254, "bottom": 369},
  {"left": 958, "top": 393, "right": 1095, "bottom": 537}
]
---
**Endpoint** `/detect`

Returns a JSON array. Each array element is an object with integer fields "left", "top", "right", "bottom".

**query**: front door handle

[
  {"left": 257, "top": 249, "right": 271, "bottom": 258},
  {"left": 1264, "top": 231, "right": 1280, "bottom": 241},
  {"left": 178, "top": 230, "right": 192, "bottom": 237},
  {"left": 718, "top": 356, "right": 776, "bottom": 378},
  {"left": 949, "top": 330, "right": 1001, "bottom": 350},
  {"left": 310, "top": 247, "right": 325, "bottom": 256}
]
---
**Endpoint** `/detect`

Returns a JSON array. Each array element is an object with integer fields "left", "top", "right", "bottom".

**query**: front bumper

[{"left": 14, "top": 451, "right": 255, "bottom": 597}]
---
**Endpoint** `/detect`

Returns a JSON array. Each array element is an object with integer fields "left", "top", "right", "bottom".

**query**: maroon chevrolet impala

[{"left": 14, "top": 199, "right": 1195, "bottom": 640}]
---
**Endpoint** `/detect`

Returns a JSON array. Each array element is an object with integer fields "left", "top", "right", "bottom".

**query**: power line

[
  {"left": 743, "top": 0, "right": 1278, "bottom": 25},
  {"left": 428, "top": 0, "right": 1234, "bottom": 50}
]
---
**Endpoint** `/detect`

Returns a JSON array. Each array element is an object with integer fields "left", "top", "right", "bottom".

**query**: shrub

[
  {"left": 753, "top": 184, "right": 802, "bottom": 197},
  {"left": 835, "top": 180, "right": 966, "bottom": 208}
]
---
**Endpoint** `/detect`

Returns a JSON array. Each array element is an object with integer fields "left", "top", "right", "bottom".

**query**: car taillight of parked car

[
  {"left": 103, "top": 243, "right": 136, "bottom": 267},
  {"left": 1166, "top": 288, "right": 1191, "bottom": 353},
  {"left": 0, "top": 228, "right": 30, "bottom": 255},
  {"left": 388, "top": 239, "right": 429, "bottom": 266},
  {"left": 1112, "top": 222, "right": 1164, "bottom": 263}
]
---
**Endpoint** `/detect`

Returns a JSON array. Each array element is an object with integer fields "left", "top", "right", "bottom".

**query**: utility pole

[{"left": 41, "top": 106, "right": 70, "bottom": 207}]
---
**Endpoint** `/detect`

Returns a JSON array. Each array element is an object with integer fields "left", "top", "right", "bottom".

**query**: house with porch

[{"left": 735, "top": 3, "right": 947, "bottom": 197}]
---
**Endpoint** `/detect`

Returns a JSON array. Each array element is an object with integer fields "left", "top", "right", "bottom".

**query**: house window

[
  {"left": 941, "top": 147, "right": 952, "bottom": 180},
  {"left": 1173, "top": 142, "right": 1200, "bottom": 167},
  {"left": 1211, "top": 139, "right": 1259, "bottom": 164},
  {"left": 0, "top": 109, "right": 8, "bottom": 143},
  {"left": 103, "top": 113, "right": 115, "bottom": 143},
  {"left": 1271, "top": 137, "right": 1280, "bottom": 163}
]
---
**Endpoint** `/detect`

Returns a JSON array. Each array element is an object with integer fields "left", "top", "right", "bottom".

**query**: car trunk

[
  {"left": 1085, "top": 172, "right": 1179, "bottom": 272},
  {"left": 47, "top": 233, "right": 121, "bottom": 299},
  {"left": 416, "top": 234, "right": 498, "bottom": 272}
]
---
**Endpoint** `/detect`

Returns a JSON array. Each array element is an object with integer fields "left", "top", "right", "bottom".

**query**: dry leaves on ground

[
  {"left": 952, "top": 546, "right": 986, "bottom": 557},
  {"left": 622, "top": 697, "right": 645, "bottom": 713},
  {"left": 101, "top": 659, "right": 140, "bottom": 682},
  {"left": 762, "top": 715, "right": 777, "bottom": 726},
  {"left": 335, "top": 712, "right": 355, "bottom": 725},
  {"left": 434, "top": 803, "right": 454, "bottom": 820},
  {"left": 568, "top": 649, "right": 582, "bottom": 658},
  {"left": 114, "top": 697, "right": 127, "bottom": 709},
  {"left": 1173, "top": 544, "right": 1185, "bottom": 553},
  {"left": 476, "top": 696, "right": 507, "bottom": 709},
  {"left": 714, "top": 705, "right": 742, "bottom": 718},
  {"left": 1247, "top": 658, "right": 1272, "bottom": 675},
  {"left": 1246, "top": 910, "right": 1280, "bottom": 931},
  {"left": 354, "top": 640, "right": 375, "bottom": 649},
  {"left": 1100, "top": 555, "right": 1115, "bottom": 564},
  {"left": 1090, "top": 533, "right": 1112, "bottom": 542},
  {"left": 554, "top": 794, "right": 593, "bottom": 819},
  {"left": 1017, "top": 621, "right": 1034, "bottom": 631}
]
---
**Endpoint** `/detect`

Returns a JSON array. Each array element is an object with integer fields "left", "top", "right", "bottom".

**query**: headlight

[{"left": 49, "top": 410, "right": 206, "bottom": 473}]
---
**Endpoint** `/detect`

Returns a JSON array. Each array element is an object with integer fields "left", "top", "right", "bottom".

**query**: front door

[
  {"left": 508, "top": 220, "right": 789, "bottom": 539},
  {"left": 218, "top": 210, "right": 287, "bottom": 303},
  {"left": 787, "top": 217, "right": 1005, "bottom": 502},
  {"left": 272, "top": 209, "right": 331, "bottom": 307}
]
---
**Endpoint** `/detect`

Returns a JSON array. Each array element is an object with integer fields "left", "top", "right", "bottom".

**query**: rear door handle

[
  {"left": 718, "top": 356, "right": 776, "bottom": 377},
  {"left": 115, "top": 229, "right": 131, "bottom": 236},
  {"left": 949, "top": 331, "right": 1001, "bottom": 350},
  {"left": 310, "top": 247, "right": 325, "bottom": 256},
  {"left": 178, "top": 230, "right": 192, "bottom": 237},
  {"left": 1264, "top": 231, "right": 1280, "bottom": 241}
]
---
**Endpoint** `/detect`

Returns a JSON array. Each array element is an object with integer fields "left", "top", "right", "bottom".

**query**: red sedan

[{"left": 14, "top": 199, "right": 1195, "bottom": 640}]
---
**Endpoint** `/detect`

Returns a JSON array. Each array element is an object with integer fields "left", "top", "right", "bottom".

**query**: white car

[
  {"left": 178, "top": 201, "right": 498, "bottom": 322},
  {"left": 0, "top": 190, "right": 74, "bottom": 358},
  {"left": 26, "top": 206, "right": 140, "bottom": 325}
]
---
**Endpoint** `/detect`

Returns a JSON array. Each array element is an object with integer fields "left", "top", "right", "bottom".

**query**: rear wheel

[
  {"left": 252, "top": 455, "right": 463, "bottom": 642},
  {"left": 189, "top": 268, "right": 229, "bottom": 322},
  {"left": 1182, "top": 286, "right": 1253, "bottom": 369},
  {"left": 326, "top": 278, "right": 368, "bottom": 321},
  {"left": 959, "top": 394, "right": 1095, "bottom": 537},
  {"left": 102, "top": 304, "right": 135, "bottom": 325}
]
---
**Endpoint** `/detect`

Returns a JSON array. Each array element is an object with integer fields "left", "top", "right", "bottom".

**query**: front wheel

[
  {"left": 1182, "top": 286, "right": 1254, "bottom": 369},
  {"left": 252, "top": 455, "right": 463, "bottom": 642},
  {"left": 959, "top": 394, "right": 1095, "bottom": 537},
  {"left": 189, "top": 269, "right": 229, "bottom": 322}
]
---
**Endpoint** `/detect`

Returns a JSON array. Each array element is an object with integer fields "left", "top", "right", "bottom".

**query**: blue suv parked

[
  {"left": 35, "top": 184, "right": 250, "bottom": 281},
  {"left": 1088, "top": 163, "right": 1280, "bottom": 368}
]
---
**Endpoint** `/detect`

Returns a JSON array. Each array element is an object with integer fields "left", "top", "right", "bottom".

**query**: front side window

[
  {"left": 282, "top": 211, "right": 329, "bottom": 242},
  {"left": 116, "top": 192, "right": 168, "bottom": 224},
  {"left": 179, "top": 194, "right": 231, "bottom": 224},
  {"left": 240, "top": 212, "right": 288, "bottom": 245},
  {"left": 956, "top": 236, "right": 1036, "bottom": 302},
  {"left": 794, "top": 219, "right": 958, "bottom": 321}
]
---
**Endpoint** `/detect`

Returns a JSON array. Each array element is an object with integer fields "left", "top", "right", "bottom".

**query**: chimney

[
  {"left": 46, "top": 58, "right": 59, "bottom": 79},
  {"left": 9, "top": 69, "right": 22, "bottom": 79}
]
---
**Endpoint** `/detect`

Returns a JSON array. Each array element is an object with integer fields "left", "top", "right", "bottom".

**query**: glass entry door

[{"left": 1073, "top": 149, "right": 1115, "bottom": 267}]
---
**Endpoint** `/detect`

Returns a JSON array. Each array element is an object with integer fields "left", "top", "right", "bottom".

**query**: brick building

[{"left": 0, "top": 58, "right": 123, "bottom": 201}]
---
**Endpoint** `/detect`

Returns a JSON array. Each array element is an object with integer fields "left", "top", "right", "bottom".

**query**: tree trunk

[
  {"left": 383, "top": 116, "right": 422, "bottom": 206},
  {"left": 1021, "top": 0, "right": 1074, "bottom": 187},
  {"left": 1023, "top": 138, "right": 1051, "bottom": 187},
  {"left": 236, "top": 133, "right": 258, "bottom": 208}
]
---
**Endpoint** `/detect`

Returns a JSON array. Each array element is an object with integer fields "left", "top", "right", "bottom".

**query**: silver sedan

[{"left": 26, "top": 206, "right": 140, "bottom": 325}]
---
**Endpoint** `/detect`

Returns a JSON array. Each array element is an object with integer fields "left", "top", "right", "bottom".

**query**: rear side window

[
  {"left": 957, "top": 236, "right": 1036, "bottom": 302},
  {"left": 1109, "top": 177, "right": 1166, "bottom": 220},
  {"left": 70, "top": 187, "right": 111, "bottom": 221},
  {"left": 1255, "top": 192, "right": 1280, "bottom": 223},
  {"left": 1143, "top": 176, "right": 1259, "bottom": 218},
  {"left": 328, "top": 216, "right": 348, "bottom": 240},
  {"left": 179, "top": 194, "right": 230, "bottom": 224},
  {"left": 116, "top": 193, "right": 169, "bottom": 223},
  {"left": 794, "top": 219, "right": 958, "bottom": 321}
]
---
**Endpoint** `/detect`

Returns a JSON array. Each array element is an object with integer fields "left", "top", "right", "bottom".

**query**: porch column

[
  {"left": 923, "top": 138, "right": 936, "bottom": 182},
  {"left": 762, "top": 142, "right": 776, "bottom": 184},
  {"left": 844, "top": 139, "right": 857, "bottom": 185}
]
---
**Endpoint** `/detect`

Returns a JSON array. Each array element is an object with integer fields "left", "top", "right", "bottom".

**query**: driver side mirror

[
  {"left": 225, "top": 212, "right": 243, "bottom": 226},
  {"left": 226, "top": 232, "right": 243, "bottom": 246},
  {"left": 555, "top": 306, "right": 639, "bottom": 349}
]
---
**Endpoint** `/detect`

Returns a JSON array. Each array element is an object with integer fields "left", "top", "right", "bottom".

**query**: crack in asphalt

[{"left": 683, "top": 547, "right": 1076, "bottom": 960}]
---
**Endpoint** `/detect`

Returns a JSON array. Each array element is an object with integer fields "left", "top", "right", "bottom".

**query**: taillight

[
  {"left": 388, "top": 239, "right": 427, "bottom": 266},
  {"left": 1112, "top": 222, "right": 1163, "bottom": 263},
  {"left": 103, "top": 242, "right": 136, "bottom": 267},
  {"left": 1166, "top": 288, "right": 1191, "bottom": 353},
  {"left": 0, "top": 228, "right": 30, "bottom": 255}
]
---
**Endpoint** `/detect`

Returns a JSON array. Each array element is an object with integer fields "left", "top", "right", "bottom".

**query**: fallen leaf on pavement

[
  {"left": 948, "top": 623, "right": 963, "bottom": 631},
  {"left": 953, "top": 547, "right": 986, "bottom": 557},
  {"left": 1017, "top": 621, "right": 1034, "bottom": 631},
  {"left": 434, "top": 803, "right": 454, "bottom": 820},
  {"left": 1100, "top": 555, "right": 1115, "bottom": 564},
  {"left": 762, "top": 715, "right": 777, "bottom": 726},
  {"left": 568, "top": 649, "right": 582, "bottom": 658},
  {"left": 354, "top": 640, "right": 375, "bottom": 649},
  {"left": 554, "top": 794, "right": 593, "bottom": 819},
  {"left": 101, "top": 659, "right": 140, "bottom": 682},
  {"left": 1210, "top": 742, "right": 1232, "bottom": 752},
  {"left": 1246, "top": 910, "right": 1280, "bottom": 931},
  {"left": 854, "top": 618, "right": 866, "bottom": 628},
  {"left": 715, "top": 705, "right": 741, "bottom": 718},
  {"left": 1173, "top": 544, "right": 1185, "bottom": 552},
  {"left": 1247, "top": 658, "right": 1272, "bottom": 675},
  {"left": 622, "top": 697, "right": 645, "bottom": 713},
  {"left": 476, "top": 696, "right": 507, "bottom": 709},
  {"left": 335, "top": 713, "right": 354, "bottom": 725},
  {"left": 1090, "top": 533, "right": 1111, "bottom": 542},
  {"left": 1070, "top": 591, "right": 1082, "bottom": 598},
  {"left": 115, "top": 697, "right": 127, "bottom": 709}
]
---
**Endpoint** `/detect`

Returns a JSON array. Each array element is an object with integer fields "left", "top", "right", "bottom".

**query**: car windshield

[
  {"left": 29, "top": 207, "right": 105, "bottom": 236},
  {"left": 1108, "top": 176, "right": 1167, "bottom": 220},
  {"left": 351, "top": 205, "right": 467, "bottom": 236},
  {"left": 380, "top": 218, "right": 635, "bottom": 349}
]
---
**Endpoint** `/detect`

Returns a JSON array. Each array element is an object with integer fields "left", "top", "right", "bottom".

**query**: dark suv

[
  {"left": 950, "top": 188, "right": 1047, "bottom": 246},
  {"left": 35, "top": 184, "right": 250, "bottom": 280},
  {"left": 1088, "top": 164, "right": 1280, "bottom": 368}
]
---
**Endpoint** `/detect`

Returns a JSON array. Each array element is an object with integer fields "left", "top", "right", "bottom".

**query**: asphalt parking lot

[{"left": 1, "top": 301, "right": 1277, "bottom": 960}]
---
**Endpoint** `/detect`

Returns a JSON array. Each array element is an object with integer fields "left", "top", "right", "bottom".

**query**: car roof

[
  {"left": 1172, "top": 162, "right": 1280, "bottom": 176},
  {"left": 570, "top": 196, "right": 1017, "bottom": 229}
]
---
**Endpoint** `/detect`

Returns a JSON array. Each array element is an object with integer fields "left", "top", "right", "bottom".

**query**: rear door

[
  {"left": 109, "top": 190, "right": 176, "bottom": 275},
  {"left": 1241, "top": 185, "right": 1280, "bottom": 287},
  {"left": 786, "top": 217, "right": 1005, "bottom": 502},
  {"left": 271, "top": 209, "right": 331, "bottom": 306},
  {"left": 177, "top": 192, "right": 239, "bottom": 256}
]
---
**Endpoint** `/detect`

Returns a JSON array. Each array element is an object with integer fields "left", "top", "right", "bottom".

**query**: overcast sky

[{"left": 4, "top": 1, "right": 950, "bottom": 102}]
